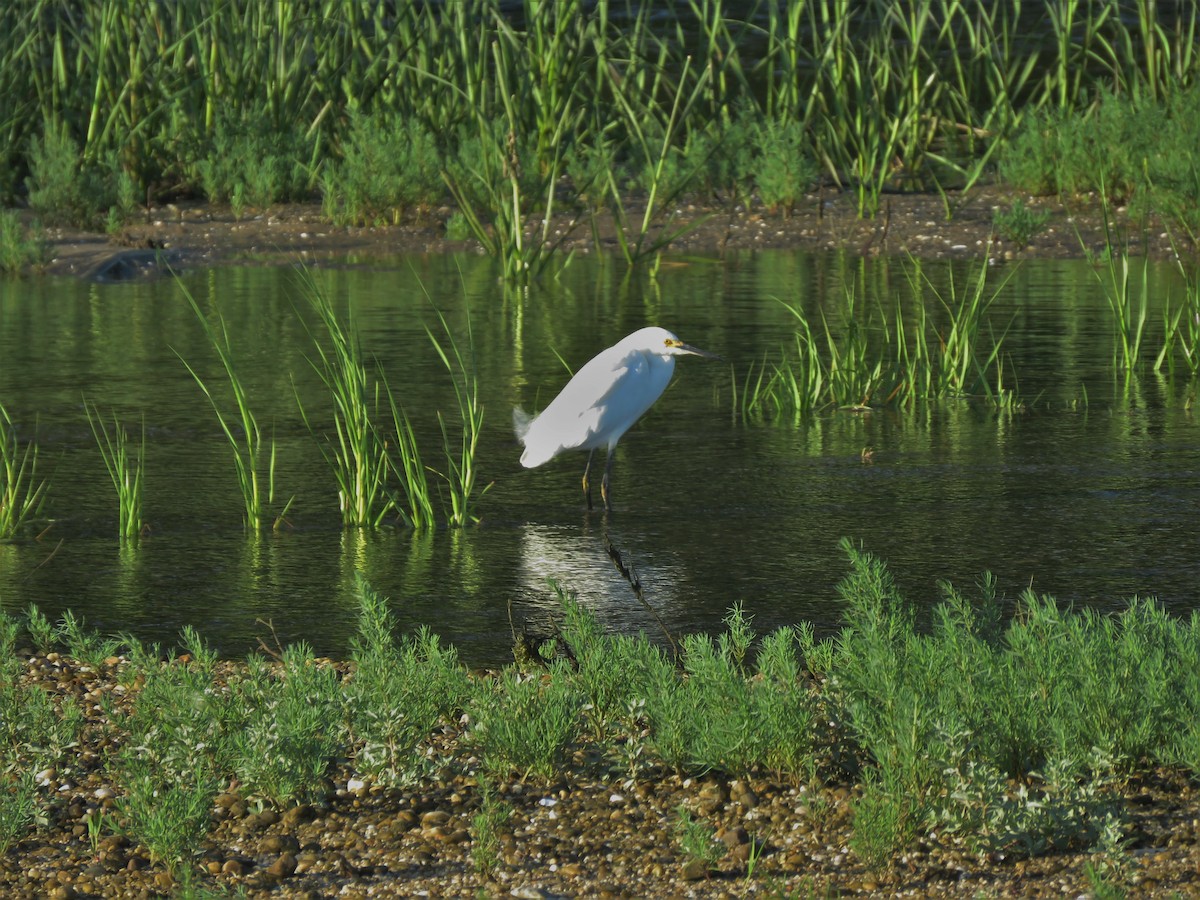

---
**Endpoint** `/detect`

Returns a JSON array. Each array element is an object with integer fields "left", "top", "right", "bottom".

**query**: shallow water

[{"left": 1, "top": 251, "right": 1197, "bottom": 665}]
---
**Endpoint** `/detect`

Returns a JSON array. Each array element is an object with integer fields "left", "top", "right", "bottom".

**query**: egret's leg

[
  {"left": 582, "top": 449, "right": 595, "bottom": 509},
  {"left": 601, "top": 446, "right": 615, "bottom": 512}
]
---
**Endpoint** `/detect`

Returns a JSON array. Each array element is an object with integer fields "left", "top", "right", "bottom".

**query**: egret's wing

[{"left": 519, "top": 348, "right": 651, "bottom": 466}]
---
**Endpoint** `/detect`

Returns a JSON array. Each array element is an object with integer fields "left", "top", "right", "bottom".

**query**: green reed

[
  {"left": 178, "top": 285, "right": 292, "bottom": 531},
  {"left": 425, "top": 306, "right": 489, "bottom": 527},
  {"left": 905, "top": 256, "right": 1015, "bottom": 401},
  {"left": 296, "top": 276, "right": 395, "bottom": 528},
  {"left": 1096, "top": 252, "right": 1149, "bottom": 374},
  {"left": 380, "top": 381, "right": 435, "bottom": 531},
  {"left": 1157, "top": 262, "right": 1200, "bottom": 378},
  {"left": 0, "top": 401, "right": 47, "bottom": 539},
  {"left": 742, "top": 257, "right": 1014, "bottom": 419},
  {"left": 3, "top": 0, "right": 1199, "bottom": 265},
  {"left": 83, "top": 401, "right": 144, "bottom": 541}
]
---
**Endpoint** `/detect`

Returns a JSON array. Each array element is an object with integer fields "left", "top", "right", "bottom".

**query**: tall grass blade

[
  {"left": 0, "top": 401, "right": 48, "bottom": 539},
  {"left": 83, "top": 400, "right": 144, "bottom": 540}
]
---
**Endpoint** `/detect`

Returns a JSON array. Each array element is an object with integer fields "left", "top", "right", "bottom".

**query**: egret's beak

[{"left": 669, "top": 339, "right": 722, "bottom": 361}]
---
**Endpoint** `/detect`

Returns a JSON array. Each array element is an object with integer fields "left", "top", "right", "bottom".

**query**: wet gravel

[{"left": 5, "top": 650, "right": 1200, "bottom": 899}]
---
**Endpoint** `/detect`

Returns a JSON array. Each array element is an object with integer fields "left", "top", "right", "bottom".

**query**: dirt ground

[{"left": 36, "top": 185, "right": 1186, "bottom": 281}]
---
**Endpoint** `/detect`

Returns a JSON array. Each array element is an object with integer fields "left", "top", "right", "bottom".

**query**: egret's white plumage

[{"left": 514, "top": 326, "right": 718, "bottom": 510}]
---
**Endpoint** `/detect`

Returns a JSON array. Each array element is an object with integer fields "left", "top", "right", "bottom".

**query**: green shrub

[
  {"left": 25, "top": 123, "right": 138, "bottom": 229},
  {"left": 321, "top": 113, "right": 443, "bottom": 226}
]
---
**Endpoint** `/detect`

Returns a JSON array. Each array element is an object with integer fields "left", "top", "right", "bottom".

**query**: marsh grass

[
  {"left": 3, "top": 1, "right": 1198, "bottom": 270},
  {"left": 1096, "top": 251, "right": 1150, "bottom": 374},
  {"left": 742, "top": 258, "right": 1014, "bottom": 419},
  {"left": 425, "top": 306, "right": 489, "bottom": 526},
  {"left": 297, "top": 276, "right": 396, "bottom": 528},
  {"left": 84, "top": 401, "right": 144, "bottom": 540},
  {"left": 0, "top": 401, "right": 47, "bottom": 539},
  {"left": 179, "top": 284, "right": 293, "bottom": 531}
]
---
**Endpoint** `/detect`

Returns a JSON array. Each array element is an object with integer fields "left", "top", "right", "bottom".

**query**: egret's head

[{"left": 623, "top": 326, "right": 721, "bottom": 361}]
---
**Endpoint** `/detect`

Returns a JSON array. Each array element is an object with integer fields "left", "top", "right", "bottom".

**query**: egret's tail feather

[{"left": 512, "top": 406, "right": 534, "bottom": 442}]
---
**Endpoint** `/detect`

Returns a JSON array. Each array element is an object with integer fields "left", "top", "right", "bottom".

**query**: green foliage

[
  {"left": 753, "top": 119, "right": 816, "bottom": 214},
  {"left": 25, "top": 123, "right": 137, "bottom": 230},
  {"left": 673, "top": 805, "right": 724, "bottom": 870},
  {"left": 346, "top": 578, "right": 469, "bottom": 784},
  {"left": 555, "top": 583, "right": 668, "bottom": 738},
  {"left": 225, "top": 645, "right": 344, "bottom": 805},
  {"left": 470, "top": 775, "right": 512, "bottom": 879},
  {"left": 116, "top": 758, "right": 219, "bottom": 876},
  {"left": 0, "top": 770, "right": 37, "bottom": 854},
  {"left": 471, "top": 664, "right": 579, "bottom": 778},
  {"left": 0, "top": 402, "right": 47, "bottom": 539},
  {"left": 0, "top": 212, "right": 45, "bottom": 273},
  {"left": 322, "top": 114, "right": 443, "bottom": 226},
  {"left": 992, "top": 198, "right": 1051, "bottom": 246},
  {"left": 195, "top": 115, "right": 312, "bottom": 214},
  {"left": 1000, "top": 86, "right": 1200, "bottom": 240},
  {"left": 55, "top": 610, "right": 122, "bottom": 669}
]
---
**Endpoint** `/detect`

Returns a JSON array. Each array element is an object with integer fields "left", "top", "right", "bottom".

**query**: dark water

[{"left": 1, "top": 251, "right": 1197, "bottom": 665}]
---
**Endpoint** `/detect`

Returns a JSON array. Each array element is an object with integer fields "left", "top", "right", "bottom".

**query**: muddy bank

[{"left": 36, "top": 186, "right": 1184, "bottom": 281}]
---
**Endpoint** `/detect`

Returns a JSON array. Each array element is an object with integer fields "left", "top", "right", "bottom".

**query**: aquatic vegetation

[
  {"left": 179, "top": 285, "right": 293, "bottom": 531},
  {"left": 741, "top": 256, "right": 1015, "bottom": 420},
  {"left": 1095, "top": 251, "right": 1150, "bottom": 374},
  {"left": 296, "top": 276, "right": 397, "bottom": 528},
  {"left": 0, "top": 401, "right": 47, "bottom": 539},
  {"left": 425, "top": 306, "right": 489, "bottom": 526},
  {"left": 83, "top": 401, "right": 144, "bottom": 541}
]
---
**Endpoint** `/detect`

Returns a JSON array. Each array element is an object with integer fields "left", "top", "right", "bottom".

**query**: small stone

[
  {"left": 420, "top": 810, "right": 452, "bottom": 829},
  {"left": 266, "top": 853, "right": 297, "bottom": 879},
  {"left": 680, "top": 858, "right": 711, "bottom": 880},
  {"left": 221, "top": 859, "right": 246, "bottom": 876},
  {"left": 281, "top": 803, "right": 316, "bottom": 827},
  {"left": 259, "top": 834, "right": 299, "bottom": 855}
]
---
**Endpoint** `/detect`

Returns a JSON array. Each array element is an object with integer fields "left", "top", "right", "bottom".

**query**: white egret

[{"left": 513, "top": 326, "right": 719, "bottom": 510}]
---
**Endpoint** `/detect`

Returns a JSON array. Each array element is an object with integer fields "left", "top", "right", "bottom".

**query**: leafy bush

[
  {"left": 321, "top": 113, "right": 443, "bottom": 226},
  {"left": 25, "top": 123, "right": 138, "bottom": 229}
]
